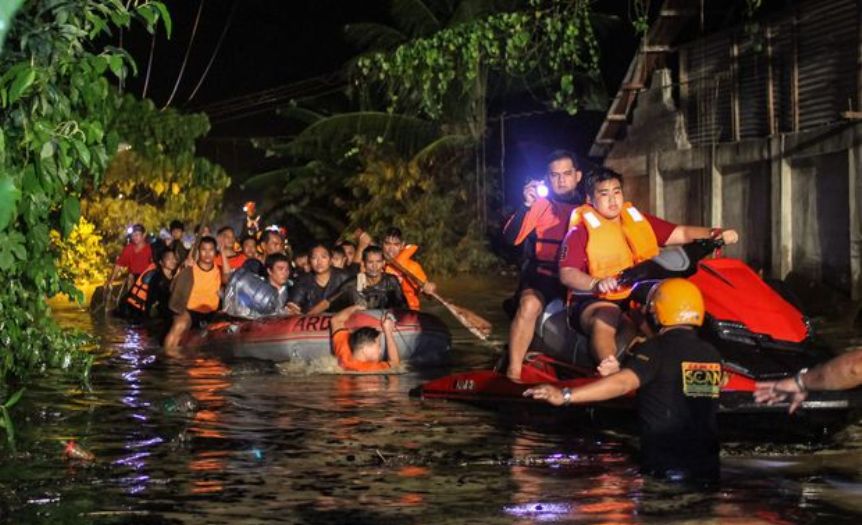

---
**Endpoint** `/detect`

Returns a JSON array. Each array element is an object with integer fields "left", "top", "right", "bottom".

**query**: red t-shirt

[
  {"left": 332, "top": 329, "right": 391, "bottom": 372},
  {"left": 221, "top": 252, "right": 247, "bottom": 270},
  {"left": 559, "top": 212, "right": 677, "bottom": 273},
  {"left": 116, "top": 243, "right": 153, "bottom": 276}
]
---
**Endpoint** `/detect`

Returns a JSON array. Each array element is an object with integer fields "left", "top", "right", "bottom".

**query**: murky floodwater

[{"left": 1, "top": 275, "right": 861, "bottom": 524}]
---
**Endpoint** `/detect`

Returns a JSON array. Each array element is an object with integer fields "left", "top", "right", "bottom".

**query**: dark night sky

[{"left": 115, "top": 0, "right": 639, "bottom": 206}]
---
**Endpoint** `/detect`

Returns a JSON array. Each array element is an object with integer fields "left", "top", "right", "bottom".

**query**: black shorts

[
  {"left": 569, "top": 296, "right": 630, "bottom": 334},
  {"left": 518, "top": 271, "right": 565, "bottom": 304}
]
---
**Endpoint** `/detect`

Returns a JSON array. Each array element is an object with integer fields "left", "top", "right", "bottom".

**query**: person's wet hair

[
  {"left": 383, "top": 227, "right": 402, "bottom": 241},
  {"left": 309, "top": 243, "right": 332, "bottom": 257},
  {"left": 169, "top": 220, "right": 184, "bottom": 232},
  {"left": 349, "top": 327, "right": 380, "bottom": 352},
  {"left": 217, "top": 226, "right": 235, "bottom": 236},
  {"left": 585, "top": 168, "right": 623, "bottom": 197},
  {"left": 546, "top": 149, "right": 579, "bottom": 169},
  {"left": 198, "top": 236, "right": 217, "bottom": 250},
  {"left": 265, "top": 252, "right": 290, "bottom": 271},
  {"left": 332, "top": 246, "right": 346, "bottom": 258},
  {"left": 339, "top": 240, "right": 357, "bottom": 250},
  {"left": 362, "top": 244, "right": 384, "bottom": 261},
  {"left": 259, "top": 230, "right": 282, "bottom": 245}
]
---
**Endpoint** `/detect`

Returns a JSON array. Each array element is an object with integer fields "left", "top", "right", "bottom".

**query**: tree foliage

[
  {"left": 0, "top": 1, "right": 169, "bottom": 383},
  {"left": 353, "top": 0, "right": 601, "bottom": 118},
  {"left": 83, "top": 95, "right": 230, "bottom": 256}
]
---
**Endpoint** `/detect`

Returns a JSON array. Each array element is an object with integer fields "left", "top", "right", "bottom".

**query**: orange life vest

[
  {"left": 186, "top": 263, "right": 221, "bottom": 313},
  {"left": 569, "top": 202, "right": 660, "bottom": 300},
  {"left": 385, "top": 245, "right": 426, "bottom": 311},
  {"left": 513, "top": 197, "right": 577, "bottom": 276},
  {"left": 125, "top": 263, "right": 157, "bottom": 313}
]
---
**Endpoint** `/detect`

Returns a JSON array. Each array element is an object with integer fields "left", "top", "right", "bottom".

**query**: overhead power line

[
  {"left": 163, "top": 0, "right": 206, "bottom": 109},
  {"left": 186, "top": 0, "right": 237, "bottom": 103}
]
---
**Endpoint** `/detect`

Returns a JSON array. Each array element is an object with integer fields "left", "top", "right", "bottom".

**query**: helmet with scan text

[{"left": 648, "top": 278, "right": 705, "bottom": 327}]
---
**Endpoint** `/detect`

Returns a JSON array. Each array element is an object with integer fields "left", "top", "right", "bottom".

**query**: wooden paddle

[{"left": 384, "top": 254, "right": 493, "bottom": 341}]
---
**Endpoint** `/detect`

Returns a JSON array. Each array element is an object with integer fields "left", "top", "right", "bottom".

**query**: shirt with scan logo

[{"left": 624, "top": 328, "right": 722, "bottom": 478}]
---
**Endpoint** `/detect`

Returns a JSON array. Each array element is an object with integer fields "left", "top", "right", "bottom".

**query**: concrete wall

[{"left": 604, "top": 69, "right": 862, "bottom": 299}]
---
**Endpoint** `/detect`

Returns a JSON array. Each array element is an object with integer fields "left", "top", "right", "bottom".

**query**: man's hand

[
  {"left": 285, "top": 302, "right": 302, "bottom": 315},
  {"left": 754, "top": 377, "right": 808, "bottom": 414},
  {"left": 597, "top": 355, "right": 620, "bottom": 377},
  {"left": 720, "top": 229, "right": 740, "bottom": 245},
  {"left": 522, "top": 180, "right": 541, "bottom": 208},
  {"left": 354, "top": 229, "right": 373, "bottom": 249},
  {"left": 595, "top": 277, "right": 620, "bottom": 295},
  {"left": 523, "top": 384, "right": 565, "bottom": 406},
  {"left": 381, "top": 312, "right": 396, "bottom": 333},
  {"left": 422, "top": 281, "right": 437, "bottom": 295}
]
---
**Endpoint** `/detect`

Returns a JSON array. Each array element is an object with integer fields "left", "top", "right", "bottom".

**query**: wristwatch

[
  {"left": 561, "top": 387, "right": 573, "bottom": 406},
  {"left": 794, "top": 368, "right": 809, "bottom": 393}
]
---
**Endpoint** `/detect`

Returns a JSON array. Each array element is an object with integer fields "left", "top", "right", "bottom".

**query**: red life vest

[
  {"left": 125, "top": 263, "right": 157, "bottom": 313},
  {"left": 513, "top": 197, "right": 577, "bottom": 276},
  {"left": 569, "top": 202, "right": 660, "bottom": 300}
]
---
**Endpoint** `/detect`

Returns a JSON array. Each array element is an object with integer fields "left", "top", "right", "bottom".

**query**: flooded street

[{"left": 1, "top": 275, "right": 861, "bottom": 524}]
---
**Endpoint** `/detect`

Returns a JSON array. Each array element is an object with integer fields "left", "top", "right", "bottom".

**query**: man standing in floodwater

[
  {"left": 525, "top": 279, "right": 722, "bottom": 482},
  {"left": 502, "top": 150, "right": 584, "bottom": 381}
]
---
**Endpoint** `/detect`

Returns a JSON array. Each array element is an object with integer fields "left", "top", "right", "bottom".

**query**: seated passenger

[
  {"left": 164, "top": 237, "right": 222, "bottom": 351},
  {"left": 338, "top": 240, "right": 357, "bottom": 264},
  {"left": 106, "top": 223, "right": 153, "bottom": 297},
  {"left": 559, "top": 169, "right": 738, "bottom": 376},
  {"left": 292, "top": 250, "right": 311, "bottom": 278},
  {"left": 331, "top": 246, "right": 348, "bottom": 269},
  {"left": 217, "top": 226, "right": 246, "bottom": 277},
  {"left": 222, "top": 253, "right": 291, "bottom": 319},
  {"left": 308, "top": 245, "right": 406, "bottom": 314},
  {"left": 286, "top": 244, "right": 350, "bottom": 314},
  {"left": 241, "top": 229, "right": 284, "bottom": 277},
  {"left": 382, "top": 227, "right": 436, "bottom": 310},
  {"left": 117, "top": 248, "right": 179, "bottom": 321},
  {"left": 330, "top": 305, "right": 401, "bottom": 372},
  {"left": 239, "top": 235, "right": 258, "bottom": 261}
]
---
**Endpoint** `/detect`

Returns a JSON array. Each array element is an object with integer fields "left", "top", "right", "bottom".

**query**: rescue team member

[
  {"left": 503, "top": 150, "right": 584, "bottom": 381},
  {"left": 755, "top": 348, "right": 862, "bottom": 413},
  {"left": 118, "top": 249, "right": 179, "bottom": 321},
  {"left": 559, "top": 169, "right": 739, "bottom": 376},
  {"left": 286, "top": 244, "right": 350, "bottom": 314},
  {"left": 308, "top": 245, "right": 406, "bottom": 315},
  {"left": 164, "top": 237, "right": 222, "bottom": 351},
  {"left": 525, "top": 279, "right": 722, "bottom": 481},
  {"left": 329, "top": 305, "right": 401, "bottom": 372},
  {"left": 242, "top": 229, "right": 284, "bottom": 277},
  {"left": 106, "top": 224, "right": 153, "bottom": 293},
  {"left": 382, "top": 227, "right": 437, "bottom": 310},
  {"left": 217, "top": 226, "right": 246, "bottom": 277}
]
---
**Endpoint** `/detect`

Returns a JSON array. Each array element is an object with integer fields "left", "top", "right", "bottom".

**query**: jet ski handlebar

[{"left": 616, "top": 237, "right": 725, "bottom": 290}]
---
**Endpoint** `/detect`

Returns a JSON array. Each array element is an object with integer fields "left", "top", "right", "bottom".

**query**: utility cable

[
  {"left": 186, "top": 0, "right": 237, "bottom": 103},
  {"left": 163, "top": 0, "right": 206, "bottom": 109},
  {"left": 142, "top": 32, "right": 156, "bottom": 99}
]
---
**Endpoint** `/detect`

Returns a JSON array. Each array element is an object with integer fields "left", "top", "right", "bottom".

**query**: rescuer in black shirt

[{"left": 524, "top": 278, "right": 722, "bottom": 481}]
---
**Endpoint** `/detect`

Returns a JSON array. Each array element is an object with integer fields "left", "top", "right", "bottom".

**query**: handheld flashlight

[
  {"left": 242, "top": 205, "right": 248, "bottom": 212},
  {"left": 536, "top": 182, "right": 549, "bottom": 198}
]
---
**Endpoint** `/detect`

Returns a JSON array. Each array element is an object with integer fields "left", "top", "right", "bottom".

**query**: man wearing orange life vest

[
  {"left": 382, "top": 227, "right": 436, "bottom": 311},
  {"left": 164, "top": 236, "right": 223, "bottom": 351},
  {"left": 503, "top": 150, "right": 584, "bottom": 381},
  {"left": 559, "top": 169, "right": 739, "bottom": 376}
]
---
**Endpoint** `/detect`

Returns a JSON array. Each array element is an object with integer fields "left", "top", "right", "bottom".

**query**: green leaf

[
  {"left": 108, "top": 54, "right": 123, "bottom": 79},
  {"left": 60, "top": 196, "right": 80, "bottom": 238},
  {"left": 40, "top": 141, "right": 55, "bottom": 160},
  {"left": 2, "top": 388, "right": 24, "bottom": 409},
  {"left": 151, "top": 1, "right": 172, "bottom": 38},
  {"left": 72, "top": 140, "right": 91, "bottom": 168},
  {"left": 8, "top": 66, "right": 35, "bottom": 104},
  {"left": 0, "top": 175, "right": 21, "bottom": 231}
]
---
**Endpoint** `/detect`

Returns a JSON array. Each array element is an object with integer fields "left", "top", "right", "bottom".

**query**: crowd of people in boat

[
  {"left": 106, "top": 201, "right": 436, "bottom": 372},
  {"left": 103, "top": 149, "right": 862, "bottom": 481}
]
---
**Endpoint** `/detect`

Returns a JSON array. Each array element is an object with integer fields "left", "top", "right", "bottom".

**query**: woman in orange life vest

[
  {"left": 502, "top": 150, "right": 585, "bottom": 381},
  {"left": 382, "top": 227, "right": 436, "bottom": 311},
  {"left": 119, "top": 248, "right": 179, "bottom": 321},
  {"left": 559, "top": 169, "right": 739, "bottom": 376},
  {"left": 164, "top": 236, "right": 223, "bottom": 352}
]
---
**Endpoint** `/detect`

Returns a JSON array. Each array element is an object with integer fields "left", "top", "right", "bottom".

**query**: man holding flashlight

[{"left": 502, "top": 150, "right": 584, "bottom": 381}]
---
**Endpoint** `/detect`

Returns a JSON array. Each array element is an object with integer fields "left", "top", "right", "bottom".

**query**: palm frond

[
  {"left": 343, "top": 22, "right": 409, "bottom": 51},
  {"left": 411, "top": 134, "right": 474, "bottom": 165},
  {"left": 275, "top": 105, "right": 326, "bottom": 126},
  {"left": 390, "top": 0, "right": 441, "bottom": 37}
]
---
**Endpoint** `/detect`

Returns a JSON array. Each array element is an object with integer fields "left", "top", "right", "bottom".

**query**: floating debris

[
  {"left": 63, "top": 441, "right": 95, "bottom": 462},
  {"left": 161, "top": 393, "right": 199, "bottom": 415}
]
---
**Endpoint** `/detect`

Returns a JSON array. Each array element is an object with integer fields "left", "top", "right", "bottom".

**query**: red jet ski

[{"left": 414, "top": 239, "right": 862, "bottom": 426}]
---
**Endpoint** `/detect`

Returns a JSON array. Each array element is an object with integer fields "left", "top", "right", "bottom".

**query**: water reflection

[{"left": 0, "top": 278, "right": 859, "bottom": 523}]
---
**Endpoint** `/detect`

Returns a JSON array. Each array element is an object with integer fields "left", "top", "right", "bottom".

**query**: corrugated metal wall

[
  {"left": 797, "top": 0, "right": 857, "bottom": 129},
  {"left": 682, "top": 34, "right": 733, "bottom": 144},
  {"left": 679, "top": 0, "right": 858, "bottom": 142}
]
